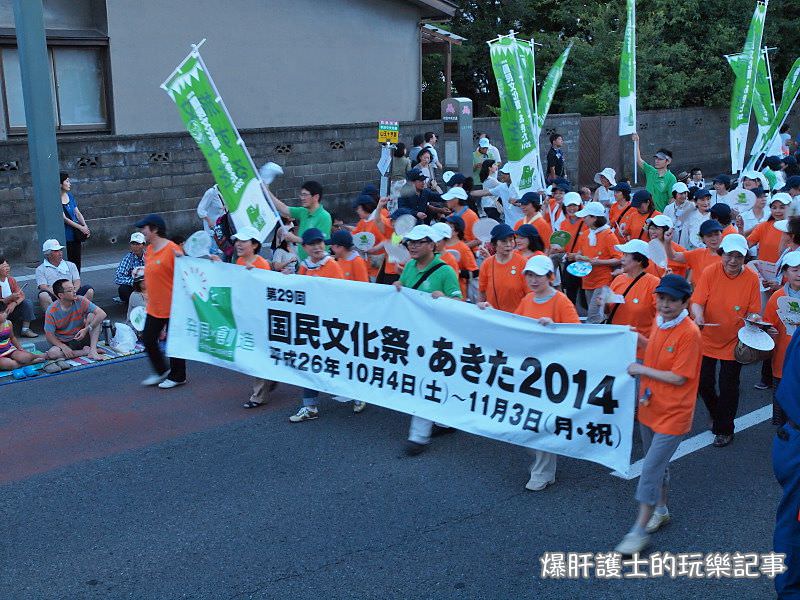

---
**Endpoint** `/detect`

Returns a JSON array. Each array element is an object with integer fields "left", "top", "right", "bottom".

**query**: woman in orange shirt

[
  {"left": 511, "top": 254, "right": 579, "bottom": 492},
  {"left": 691, "top": 234, "right": 762, "bottom": 447},
  {"left": 352, "top": 195, "right": 390, "bottom": 280},
  {"left": 328, "top": 230, "right": 369, "bottom": 282},
  {"left": 513, "top": 192, "right": 552, "bottom": 251},
  {"left": 136, "top": 213, "right": 187, "bottom": 389},
  {"left": 477, "top": 223, "right": 528, "bottom": 312},
  {"left": 763, "top": 251, "right": 800, "bottom": 426},
  {"left": 616, "top": 274, "right": 702, "bottom": 555},
  {"left": 556, "top": 192, "right": 585, "bottom": 306},
  {"left": 515, "top": 224, "right": 546, "bottom": 259},
  {"left": 619, "top": 190, "right": 661, "bottom": 241},
  {"left": 747, "top": 193, "right": 792, "bottom": 264},
  {"left": 645, "top": 215, "right": 688, "bottom": 278},
  {"left": 444, "top": 214, "right": 479, "bottom": 300},
  {"left": 665, "top": 220, "right": 724, "bottom": 283},
  {"left": 570, "top": 202, "right": 622, "bottom": 323},
  {"left": 608, "top": 182, "right": 633, "bottom": 229}
]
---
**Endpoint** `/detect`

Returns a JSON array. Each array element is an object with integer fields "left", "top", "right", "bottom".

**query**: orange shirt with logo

[
  {"left": 514, "top": 215, "right": 553, "bottom": 250},
  {"left": 620, "top": 209, "right": 661, "bottom": 240},
  {"left": 478, "top": 253, "right": 529, "bottom": 312},
  {"left": 336, "top": 253, "right": 369, "bottom": 282},
  {"left": 638, "top": 317, "right": 703, "bottom": 435},
  {"left": 747, "top": 220, "right": 783, "bottom": 263},
  {"left": 608, "top": 272, "right": 660, "bottom": 359},
  {"left": 298, "top": 258, "right": 344, "bottom": 279},
  {"left": 763, "top": 288, "right": 796, "bottom": 378},
  {"left": 236, "top": 255, "right": 271, "bottom": 270},
  {"left": 574, "top": 228, "right": 622, "bottom": 290},
  {"left": 691, "top": 263, "right": 761, "bottom": 360},
  {"left": 144, "top": 240, "right": 183, "bottom": 319},
  {"left": 514, "top": 290, "right": 580, "bottom": 323}
]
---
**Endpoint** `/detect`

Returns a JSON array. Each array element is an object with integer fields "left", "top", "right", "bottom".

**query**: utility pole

[{"left": 12, "top": 0, "right": 63, "bottom": 248}]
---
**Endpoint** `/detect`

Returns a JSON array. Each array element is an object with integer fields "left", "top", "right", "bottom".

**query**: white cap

[
  {"left": 615, "top": 239, "right": 650, "bottom": 258},
  {"left": 478, "top": 138, "right": 490, "bottom": 148},
  {"left": 403, "top": 224, "right": 438, "bottom": 242},
  {"left": 774, "top": 219, "right": 790, "bottom": 233},
  {"left": 441, "top": 187, "right": 468, "bottom": 201},
  {"left": 770, "top": 192, "right": 793, "bottom": 206},
  {"left": 562, "top": 192, "right": 583, "bottom": 207},
  {"left": 231, "top": 225, "right": 262, "bottom": 242},
  {"left": 441, "top": 171, "right": 455, "bottom": 184},
  {"left": 646, "top": 214, "right": 674, "bottom": 228},
  {"left": 743, "top": 169, "right": 769, "bottom": 190},
  {"left": 430, "top": 222, "right": 452, "bottom": 242},
  {"left": 671, "top": 182, "right": 689, "bottom": 194},
  {"left": 720, "top": 233, "right": 749, "bottom": 256},
  {"left": 499, "top": 163, "right": 513, "bottom": 175},
  {"left": 575, "top": 201, "right": 605, "bottom": 217},
  {"left": 781, "top": 250, "right": 800, "bottom": 269},
  {"left": 42, "top": 239, "right": 64, "bottom": 253},
  {"left": 130, "top": 232, "right": 146, "bottom": 244},
  {"left": 523, "top": 254, "right": 555, "bottom": 275},
  {"left": 593, "top": 167, "right": 617, "bottom": 186}
]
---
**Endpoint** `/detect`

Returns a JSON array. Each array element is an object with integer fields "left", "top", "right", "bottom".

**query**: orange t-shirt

[
  {"left": 638, "top": 317, "right": 703, "bottom": 435},
  {"left": 763, "top": 288, "right": 795, "bottom": 378},
  {"left": 455, "top": 208, "right": 479, "bottom": 243},
  {"left": 684, "top": 247, "right": 722, "bottom": 283},
  {"left": 747, "top": 220, "right": 783, "bottom": 263},
  {"left": 353, "top": 216, "right": 389, "bottom": 278},
  {"left": 439, "top": 250, "right": 459, "bottom": 273},
  {"left": 380, "top": 222, "right": 401, "bottom": 276},
  {"left": 620, "top": 209, "right": 661, "bottom": 240},
  {"left": 721, "top": 224, "right": 738, "bottom": 238},
  {"left": 478, "top": 253, "right": 529, "bottom": 312},
  {"left": 645, "top": 241, "right": 688, "bottom": 278},
  {"left": 514, "top": 215, "right": 553, "bottom": 250},
  {"left": 337, "top": 253, "right": 369, "bottom": 282},
  {"left": 144, "top": 240, "right": 183, "bottom": 319},
  {"left": 446, "top": 239, "right": 478, "bottom": 297},
  {"left": 608, "top": 272, "right": 660, "bottom": 359},
  {"left": 691, "top": 262, "right": 761, "bottom": 360},
  {"left": 558, "top": 218, "right": 584, "bottom": 252},
  {"left": 574, "top": 228, "right": 622, "bottom": 290},
  {"left": 514, "top": 290, "right": 580, "bottom": 323},
  {"left": 236, "top": 255, "right": 271, "bottom": 270},
  {"left": 298, "top": 258, "right": 344, "bottom": 279},
  {"left": 609, "top": 201, "right": 632, "bottom": 228},
  {"left": 544, "top": 198, "right": 563, "bottom": 225}
]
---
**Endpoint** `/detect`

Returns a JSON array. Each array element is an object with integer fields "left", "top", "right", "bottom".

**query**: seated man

[
  {"left": 114, "top": 232, "right": 146, "bottom": 302},
  {"left": 44, "top": 279, "right": 106, "bottom": 362},
  {"left": 35, "top": 239, "right": 93, "bottom": 311},
  {"left": 0, "top": 255, "right": 37, "bottom": 337}
]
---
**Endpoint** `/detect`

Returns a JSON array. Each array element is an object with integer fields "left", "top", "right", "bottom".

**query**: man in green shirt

[
  {"left": 268, "top": 180, "right": 332, "bottom": 260},
  {"left": 394, "top": 224, "right": 462, "bottom": 455},
  {"left": 632, "top": 132, "right": 677, "bottom": 212}
]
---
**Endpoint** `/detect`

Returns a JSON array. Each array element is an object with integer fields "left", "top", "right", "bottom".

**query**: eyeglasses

[{"left": 404, "top": 239, "right": 432, "bottom": 247}]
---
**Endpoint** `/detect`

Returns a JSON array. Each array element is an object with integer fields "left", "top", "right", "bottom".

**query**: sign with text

[{"left": 378, "top": 120, "right": 399, "bottom": 144}]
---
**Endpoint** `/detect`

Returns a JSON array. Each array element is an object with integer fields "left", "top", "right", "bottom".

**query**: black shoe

[
  {"left": 404, "top": 441, "right": 428, "bottom": 456},
  {"left": 431, "top": 424, "right": 456, "bottom": 437},
  {"left": 713, "top": 434, "right": 734, "bottom": 447}
]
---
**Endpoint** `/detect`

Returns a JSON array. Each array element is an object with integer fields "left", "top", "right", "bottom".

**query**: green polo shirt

[
  {"left": 641, "top": 162, "right": 677, "bottom": 212},
  {"left": 399, "top": 256, "right": 462, "bottom": 298},
  {"left": 289, "top": 205, "right": 332, "bottom": 260}
]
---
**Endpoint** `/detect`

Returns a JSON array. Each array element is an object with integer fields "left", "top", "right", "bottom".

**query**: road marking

[
  {"left": 15, "top": 262, "right": 119, "bottom": 283},
  {"left": 611, "top": 404, "right": 772, "bottom": 480}
]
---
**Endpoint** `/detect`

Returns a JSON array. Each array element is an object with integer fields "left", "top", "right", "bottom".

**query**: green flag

[
  {"left": 489, "top": 36, "right": 540, "bottom": 194},
  {"left": 536, "top": 43, "right": 573, "bottom": 132},
  {"left": 728, "top": 1, "right": 768, "bottom": 173},
  {"left": 161, "top": 49, "right": 279, "bottom": 241},
  {"left": 618, "top": 0, "right": 637, "bottom": 136},
  {"left": 747, "top": 57, "right": 800, "bottom": 170}
]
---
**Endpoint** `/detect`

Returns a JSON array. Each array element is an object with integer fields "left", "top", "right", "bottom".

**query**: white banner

[{"left": 168, "top": 258, "right": 637, "bottom": 473}]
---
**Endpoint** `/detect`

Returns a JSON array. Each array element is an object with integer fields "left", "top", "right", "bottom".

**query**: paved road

[{"left": 0, "top": 355, "right": 781, "bottom": 599}]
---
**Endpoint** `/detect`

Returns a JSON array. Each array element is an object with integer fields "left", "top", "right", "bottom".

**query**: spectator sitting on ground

[
  {"left": 126, "top": 268, "right": 146, "bottom": 338},
  {"left": 43, "top": 278, "right": 107, "bottom": 362},
  {"left": 35, "top": 239, "right": 93, "bottom": 311},
  {"left": 0, "top": 255, "right": 37, "bottom": 338},
  {"left": 0, "top": 300, "right": 44, "bottom": 371},
  {"left": 114, "top": 232, "right": 146, "bottom": 303}
]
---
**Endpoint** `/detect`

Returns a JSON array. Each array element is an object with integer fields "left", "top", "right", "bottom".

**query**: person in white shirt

[
  {"left": 739, "top": 187, "right": 770, "bottom": 236},
  {"left": 663, "top": 182, "right": 696, "bottom": 247},
  {"left": 687, "top": 168, "right": 705, "bottom": 190},
  {"left": 422, "top": 131, "right": 442, "bottom": 170},
  {"left": 684, "top": 188, "right": 713, "bottom": 249},
  {"left": 494, "top": 164, "right": 522, "bottom": 226},
  {"left": 197, "top": 185, "right": 226, "bottom": 255},
  {"left": 35, "top": 239, "right": 94, "bottom": 310},
  {"left": 709, "top": 174, "right": 732, "bottom": 205},
  {"left": 592, "top": 167, "right": 617, "bottom": 209}
]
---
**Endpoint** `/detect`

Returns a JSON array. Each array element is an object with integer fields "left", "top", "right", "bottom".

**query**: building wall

[{"left": 105, "top": 0, "right": 423, "bottom": 135}]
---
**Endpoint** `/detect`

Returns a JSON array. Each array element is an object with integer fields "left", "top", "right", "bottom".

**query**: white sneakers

[
  {"left": 158, "top": 379, "right": 186, "bottom": 389},
  {"left": 525, "top": 477, "right": 555, "bottom": 492},
  {"left": 289, "top": 406, "right": 319, "bottom": 422},
  {"left": 614, "top": 532, "right": 650, "bottom": 555},
  {"left": 141, "top": 370, "right": 170, "bottom": 386},
  {"left": 645, "top": 511, "right": 671, "bottom": 534}
]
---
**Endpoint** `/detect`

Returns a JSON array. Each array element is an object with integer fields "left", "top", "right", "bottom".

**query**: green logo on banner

[
  {"left": 192, "top": 286, "right": 238, "bottom": 362},
  {"left": 519, "top": 165, "right": 534, "bottom": 190}
]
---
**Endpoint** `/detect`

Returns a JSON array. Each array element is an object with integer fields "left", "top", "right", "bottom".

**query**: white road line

[
  {"left": 612, "top": 404, "right": 773, "bottom": 480},
  {"left": 15, "top": 262, "right": 119, "bottom": 283}
]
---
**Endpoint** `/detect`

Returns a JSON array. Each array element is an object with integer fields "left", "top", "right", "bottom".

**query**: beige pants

[{"left": 250, "top": 379, "right": 277, "bottom": 403}]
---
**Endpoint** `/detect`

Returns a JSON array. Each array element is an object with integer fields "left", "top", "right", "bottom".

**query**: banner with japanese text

[
  {"left": 618, "top": 0, "right": 637, "bottom": 136},
  {"left": 161, "top": 49, "right": 279, "bottom": 242},
  {"left": 168, "top": 258, "right": 637, "bottom": 473}
]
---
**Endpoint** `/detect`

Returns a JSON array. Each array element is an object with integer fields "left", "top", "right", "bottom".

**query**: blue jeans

[{"left": 302, "top": 388, "right": 319, "bottom": 408}]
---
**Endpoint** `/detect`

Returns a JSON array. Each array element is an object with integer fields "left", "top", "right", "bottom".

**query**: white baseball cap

[
  {"left": 403, "top": 224, "right": 438, "bottom": 242},
  {"left": 720, "top": 233, "right": 749, "bottom": 256},
  {"left": 774, "top": 219, "right": 790, "bottom": 233},
  {"left": 478, "top": 138, "right": 490, "bottom": 149},
  {"left": 130, "top": 232, "right": 146, "bottom": 244},
  {"left": 42, "top": 239, "right": 64, "bottom": 253},
  {"left": 499, "top": 163, "right": 513, "bottom": 175},
  {"left": 562, "top": 192, "right": 583, "bottom": 207},
  {"left": 441, "top": 187, "right": 468, "bottom": 201},
  {"left": 646, "top": 214, "right": 674, "bottom": 228},
  {"left": 594, "top": 167, "right": 617, "bottom": 186},
  {"left": 231, "top": 225, "right": 262, "bottom": 242},
  {"left": 743, "top": 170, "right": 769, "bottom": 190},
  {"left": 770, "top": 192, "right": 793, "bottom": 206},
  {"left": 575, "top": 201, "right": 605, "bottom": 217},
  {"left": 615, "top": 239, "right": 651, "bottom": 258},
  {"left": 430, "top": 222, "right": 452, "bottom": 242},
  {"left": 781, "top": 250, "right": 800, "bottom": 269},
  {"left": 441, "top": 171, "right": 455, "bottom": 184},
  {"left": 523, "top": 254, "right": 555, "bottom": 275},
  {"left": 671, "top": 182, "right": 689, "bottom": 194}
]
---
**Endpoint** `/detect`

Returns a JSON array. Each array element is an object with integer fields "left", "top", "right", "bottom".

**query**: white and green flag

[
  {"left": 727, "top": 0, "right": 768, "bottom": 173},
  {"left": 489, "top": 36, "right": 541, "bottom": 195},
  {"left": 162, "top": 48, "right": 279, "bottom": 241},
  {"left": 536, "top": 43, "right": 573, "bottom": 132},
  {"left": 747, "top": 57, "right": 800, "bottom": 170},
  {"left": 618, "top": 0, "right": 637, "bottom": 136}
]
